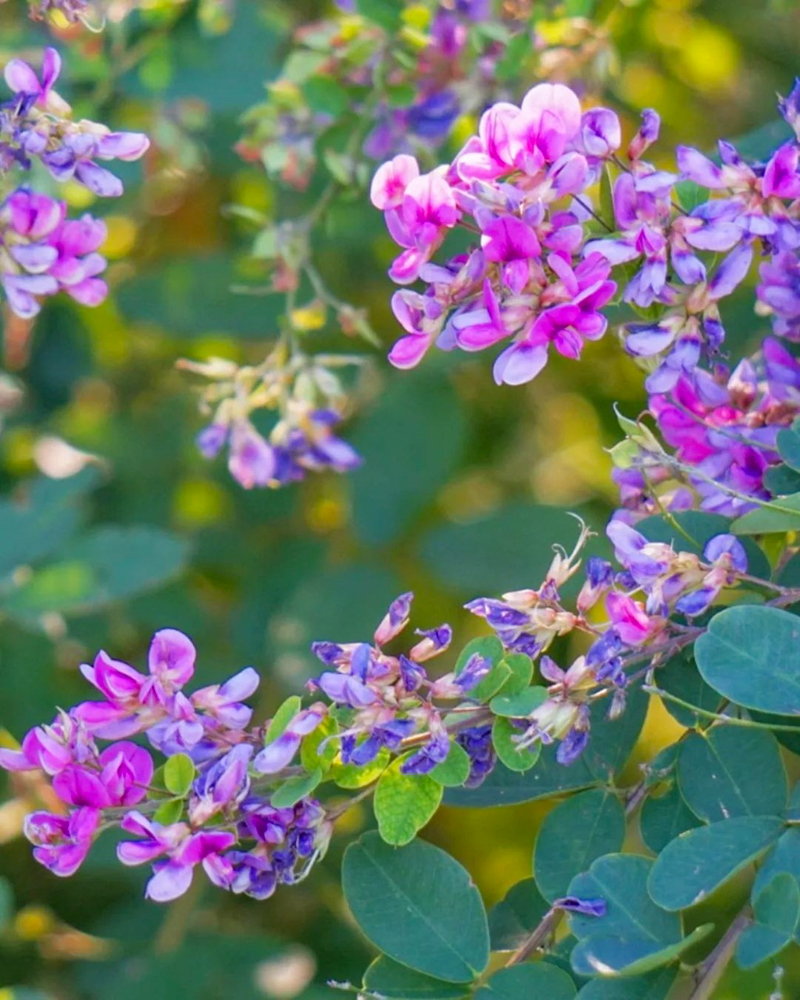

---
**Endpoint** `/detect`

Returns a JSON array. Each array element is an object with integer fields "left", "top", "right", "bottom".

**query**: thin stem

[
  {"left": 644, "top": 685, "right": 800, "bottom": 732},
  {"left": 688, "top": 906, "right": 751, "bottom": 1000},
  {"left": 504, "top": 908, "right": 563, "bottom": 966}
]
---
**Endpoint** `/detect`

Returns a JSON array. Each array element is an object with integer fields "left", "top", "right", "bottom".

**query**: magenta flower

[
  {"left": 117, "top": 812, "right": 236, "bottom": 902},
  {"left": 191, "top": 667, "right": 260, "bottom": 729},
  {"left": 24, "top": 807, "right": 99, "bottom": 877},
  {"left": 51, "top": 742, "right": 154, "bottom": 809},
  {"left": 382, "top": 167, "right": 458, "bottom": 283},
  {"left": 605, "top": 592, "right": 660, "bottom": 646},
  {"left": 253, "top": 707, "right": 325, "bottom": 774}
]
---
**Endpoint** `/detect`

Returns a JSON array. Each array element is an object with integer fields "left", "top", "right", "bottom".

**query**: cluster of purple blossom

[
  {"left": 467, "top": 520, "right": 748, "bottom": 763},
  {"left": 370, "top": 78, "right": 800, "bottom": 393},
  {"left": 0, "top": 628, "right": 332, "bottom": 901},
  {"left": 616, "top": 335, "right": 800, "bottom": 520},
  {"left": 239, "top": 0, "right": 589, "bottom": 189},
  {"left": 184, "top": 353, "right": 361, "bottom": 490},
  {"left": 0, "top": 48, "right": 149, "bottom": 318},
  {"left": 0, "top": 512, "right": 754, "bottom": 898}
]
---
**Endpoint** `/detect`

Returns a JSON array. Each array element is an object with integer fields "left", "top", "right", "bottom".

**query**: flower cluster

[
  {"left": 309, "top": 591, "right": 487, "bottom": 776},
  {"left": 370, "top": 79, "right": 800, "bottom": 393},
  {"left": 0, "top": 48, "right": 149, "bottom": 318},
  {"left": 183, "top": 349, "right": 361, "bottom": 490},
  {"left": 237, "top": 2, "right": 611, "bottom": 190},
  {"left": 0, "top": 517, "right": 760, "bottom": 901},
  {"left": 0, "top": 628, "right": 331, "bottom": 901},
  {"left": 616, "top": 336, "right": 800, "bottom": 519},
  {"left": 468, "top": 520, "right": 749, "bottom": 764},
  {"left": 371, "top": 83, "right": 621, "bottom": 382}
]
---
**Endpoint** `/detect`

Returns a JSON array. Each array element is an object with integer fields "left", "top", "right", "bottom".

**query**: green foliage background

[{"left": 0, "top": 0, "right": 799, "bottom": 996}]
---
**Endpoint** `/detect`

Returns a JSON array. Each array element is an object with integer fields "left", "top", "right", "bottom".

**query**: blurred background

[{"left": 0, "top": 0, "right": 799, "bottom": 996}]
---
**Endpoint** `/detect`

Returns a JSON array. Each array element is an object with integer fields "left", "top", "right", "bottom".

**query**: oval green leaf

[
  {"left": 694, "top": 606, "right": 800, "bottom": 714},
  {"left": 736, "top": 872, "right": 800, "bottom": 970},
  {"left": 474, "top": 964, "right": 576, "bottom": 1000},
  {"left": 374, "top": 758, "right": 443, "bottom": 846},
  {"left": 342, "top": 832, "right": 490, "bottom": 983},
  {"left": 677, "top": 727, "right": 787, "bottom": 823},
  {"left": 534, "top": 790, "right": 626, "bottom": 903},
  {"left": 648, "top": 816, "right": 785, "bottom": 911},
  {"left": 163, "top": 753, "right": 195, "bottom": 797},
  {"left": 363, "top": 957, "right": 468, "bottom": 1000}
]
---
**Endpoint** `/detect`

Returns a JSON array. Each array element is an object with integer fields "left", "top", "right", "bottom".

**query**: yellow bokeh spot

[
  {"left": 677, "top": 20, "right": 738, "bottom": 91},
  {"left": 402, "top": 4, "right": 431, "bottom": 31},
  {"left": 290, "top": 301, "right": 327, "bottom": 332},
  {"left": 339, "top": 16, "right": 366, "bottom": 42},
  {"left": 3, "top": 428, "right": 36, "bottom": 476},
  {"left": 62, "top": 181, "right": 95, "bottom": 210},
  {"left": 306, "top": 496, "right": 347, "bottom": 533},
  {"left": 102, "top": 216, "right": 138, "bottom": 260},
  {"left": 619, "top": 63, "right": 668, "bottom": 110},
  {"left": 451, "top": 114, "right": 478, "bottom": 149},
  {"left": 174, "top": 477, "right": 230, "bottom": 527},
  {"left": 15, "top": 905, "right": 54, "bottom": 940},
  {"left": 230, "top": 170, "right": 272, "bottom": 215}
]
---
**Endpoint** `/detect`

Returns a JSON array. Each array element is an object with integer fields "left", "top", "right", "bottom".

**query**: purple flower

[
  {"left": 24, "top": 807, "right": 99, "bottom": 877},
  {"left": 703, "top": 534, "right": 747, "bottom": 573},
  {"left": 554, "top": 895, "right": 607, "bottom": 917},
  {"left": 189, "top": 745, "right": 253, "bottom": 825},
  {"left": 456, "top": 725, "right": 495, "bottom": 787},
  {"left": 52, "top": 742, "right": 153, "bottom": 809},
  {"left": 117, "top": 811, "right": 236, "bottom": 902},
  {"left": 556, "top": 728, "right": 590, "bottom": 766},
  {"left": 253, "top": 708, "right": 324, "bottom": 774}
]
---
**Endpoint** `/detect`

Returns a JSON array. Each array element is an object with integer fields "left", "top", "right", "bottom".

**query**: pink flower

[
  {"left": 117, "top": 811, "right": 236, "bottom": 902},
  {"left": 51, "top": 742, "right": 154, "bottom": 808},
  {"left": 24, "top": 807, "right": 99, "bottom": 877},
  {"left": 370, "top": 154, "right": 420, "bottom": 210},
  {"left": 605, "top": 592, "right": 659, "bottom": 646}
]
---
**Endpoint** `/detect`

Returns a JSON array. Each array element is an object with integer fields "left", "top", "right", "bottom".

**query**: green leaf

[
  {"left": 492, "top": 717, "right": 541, "bottom": 772},
  {"left": 637, "top": 511, "right": 770, "bottom": 579},
  {"left": 490, "top": 686, "right": 547, "bottom": 718},
  {"left": 0, "top": 469, "right": 96, "bottom": 579},
  {"left": 356, "top": 0, "right": 401, "bottom": 30},
  {"left": 567, "top": 855, "right": 702, "bottom": 978},
  {"left": 163, "top": 753, "right": 195, "bottom": 797},
  {"left": 534, "top": 790, "right": 626, "bottom": 903},
  {"left": 494, "top": 654, "right": 534, "bottom": 696},
  {"left": 2, "top": 525, "right": 189, "bottom": 621},
  {"left": 657, "top": 649, "right": 723, "bottom": 729},
  {"left": 568, "top": 855, "right": 680, "bottom": 947},
  {"left": 694, "top": 605, "right": 800, "bottom": 714},
  {"left": 302, "top": 76, "right": 350, "bottom": 116},
  {"left": 648, "top": 816, "right": 785, "bottom": 911},
  {"left": 753, "top": 830, "right": 800, "bottom": 910},
  {"left": 374, "top": 758, "right": 443, "bottom": 845},
  {"left": 737, "top": 872, "right": 800, "bottom": 969},
  {"left": 421, "top": 503, "right": 603, "bottom": 595},
  {"left": 300, "top": 714, "right": 338, "bottom": 773},
  {"left": 677, "top": 727, "right": 787, "bottom": 823},
  {"left": 350, "top": 371, "right": 467, "bottom": 545},
  {"left": 0, "top": 876, "right": 14, "bottom": 932},
  {"left": 265, "top": 696, "right": 302, "bottom": 743},
  {"left": 474, "top": 964, "right": 576, "bottom": 1000},
  {"left": 488, "top": 878, "right": 549, "bottom": 951},
  {"left": 455, "top": 637, "right": 506, "bottom": 703},
  {"left": 430, "top": 742, "right": 471, "bottom": 787},
  {"left": 571, "top": 924, "right": 713, "bottom": 978},
  {"left": 599, "top": 165, "right": 615, "bottom": 232},
  {"left": 583, "top": 682, "right": 649, "bottom": 782},
  {"left": 731, "top": 494, "right": 800, "bottom": 534},
  {"left": 342, "top": 832, "right": 490, "bottom": 983},
  {"left": 270, "top": 769, "right": 323, "bottom": 809},
  {"left": 332, "top": 747, "right": 391, "bottom": 789},
  {"left": 777, "top": 420, "right": 800, "bottom": 473},
  {"left": 764, "top": 464, "right": 800, "bottom": 497},
  {"left": 575, "top": 968, "right": 677, "bottom": 999},
  {"left": 362, "top": 957, "right": 467, "bottom": 1000},
  {"left": 153, "top": 799, "right": 184, "bottom": 825},
  {"left": 639, "top": 782, "right": 700, "bottom": 855}
]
